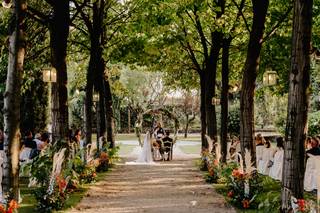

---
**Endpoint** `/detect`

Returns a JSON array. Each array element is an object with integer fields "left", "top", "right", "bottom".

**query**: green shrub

[
  {"left": 228, "top": 104, "right": 240, "bottom": 136},
  {"left": 308, "top": 111, "right": 320, "bottom": 136}
]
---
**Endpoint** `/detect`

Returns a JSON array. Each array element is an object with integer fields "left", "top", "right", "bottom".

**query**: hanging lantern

[
  {"left": 263, "top": 70, "right": 277, "bottom": 86},
  {"left": 212, "top": 97, "right": 221, "bottom": 105},
  {"left": 2, "top": 0, "right": 12, "bottom": 8},
  {"left": 42, "top": 68, "right": 57, "bottom": 83},
  {"left": 93, "top": 91, "right": 100, "bottom": 102}
]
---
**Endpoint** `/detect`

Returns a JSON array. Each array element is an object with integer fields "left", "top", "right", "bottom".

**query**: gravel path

[{"left": 67, "top": 147, "right": 235, "bottom": 213}]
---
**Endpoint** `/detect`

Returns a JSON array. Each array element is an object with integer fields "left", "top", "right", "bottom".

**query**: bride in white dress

[{"left": 126, "top": 131, "right": 155, "bottom": 165}]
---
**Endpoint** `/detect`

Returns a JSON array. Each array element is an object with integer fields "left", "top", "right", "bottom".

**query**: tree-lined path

[{"left": 68, "top": 153, "right": 235, "bottom": 213}]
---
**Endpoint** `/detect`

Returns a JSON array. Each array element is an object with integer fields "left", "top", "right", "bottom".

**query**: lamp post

[
  {"left": 42, "top": 67, "right": 57, "bottom": 139},
  {"left": 212, "top": 97, "right": 221, "bottom": 105},
  {"left": 93, "top": 89, "right": 100, "bottom": 149},
  {"left": 42, "top": 67, "right": 57, "bottom": 83},
  {"left": 263, "top": 70, "right": 277, "bottom": 86},
  {"left": 2, "top": 0, "right": 12, "bottom": 8}
]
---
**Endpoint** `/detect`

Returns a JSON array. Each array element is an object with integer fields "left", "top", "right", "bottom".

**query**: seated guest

[
  {"left": 40, "top": 132, "right": 50, "bottom": 150},
  {"left": 255, "top": 134, "right": 265, "bottom": 167},
  {"left": 258, "top": 140, "right": 276, "bottom": 175},
  {"left": 33, "top": 133, "right": 43, "bottom": 151},
  {"left": 304, "top": 154, "right": 318, "bottom": 191},
  {"left": 228, "top": 147, "right": 240, "bottom": 164},
  {"left": 269, "top": 137, "right": 284, "bottom": 181},
  {"left": 20, "top": 131, "right": 36, "bottom": 161},
  {"left": 305, "top": 137, "right": 312, "bottom": 150},
  {"left": 23, "top": 131, "right": 36, "bottom": 149},
  {"left": 306, "top": 137, "right": 320, "bottom": 156},
  {"left": 74, "top": 129, "right": 85, "bottom": 149}
]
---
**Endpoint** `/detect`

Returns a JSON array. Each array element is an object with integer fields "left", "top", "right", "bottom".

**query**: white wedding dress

[{"left": 126, "top": 132, "right": 155, "bottom": 165}]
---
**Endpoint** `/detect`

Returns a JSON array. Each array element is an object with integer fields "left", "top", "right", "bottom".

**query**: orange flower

[
  {"left": 0, "top": 205, "right": 6, "bottom": 213},
  {"left": 297, "top": 199, "right": 305, "bottom": 212},
  {"left": 100, "top": 152, "right": 108, "bottom": 160},
  {"left": 92, "top": 172, "right": 97, "bottom": 178},
  {"left": 208, "top": 168, "right": 214, "bottom": 176},
  {"left": 227, "top": 191, "right": 234, "bottom": 198},
  {"left": 242, "top": 199, "right": 250, "bottom": 209},
  {"left": 8, "top": 200, "right": 18, "bottom": 210},
  {"left": 56, "top": 176, "right": 67, "bottom": 193},
  {"left": 232, "top": 169, "right": 241, "bottom": 177},
  {"left": 213, "top": 159, "right": 219, "bottom": 166}
]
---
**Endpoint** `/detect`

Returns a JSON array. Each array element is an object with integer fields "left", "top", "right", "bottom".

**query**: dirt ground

[{"left": 67, "top": 154, "right": 235, "bottom": 213}]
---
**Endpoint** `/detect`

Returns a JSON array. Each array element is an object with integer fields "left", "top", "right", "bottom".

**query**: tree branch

[
  {"left": 231, "top": 0, "right": 251, "bottom": 33},
  {"left": 191, "top": 6, "right": 209, "bottom": 61},
  {"left": 70, "top": 0, "right": 88, "bottom": 24},
  {"left": 261, "top": 5, "right": 293, "bottom": 44},
  {"left": 71, "top": 0, "right": 93, "bottom": 34},
  {"left": 26, "top": 6, "right": 49, "bottom": 25}
]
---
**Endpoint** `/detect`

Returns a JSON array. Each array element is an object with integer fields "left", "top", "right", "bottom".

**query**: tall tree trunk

[
  {"left": 220, "top": 38, "right": 231, "bottom": 163},
  {"left": 205, "top": 31, "right": 221, "bottom": 146},
  {"left": 200, "top": 75, "right": 208, "bottom": 150},
  {"left": 240, "top": 0, "right": 269, "bottom": 165},
  {"left": 104, "top": 79, "right": 115, "bottom": 148},
  {"left": 98, "top": 84, "right": 106, "bottom": 137},
  {"left": 3, "top": 0, "right": 26, "bottom": 201},
  {"left": 128, "top": 107, "right": 131, "bottom": 133},
  {"left": 85, "top": 0, "right": 104, "bottom": 145},
  {"left": 84, "top": 57, "right": 94, "bottom": 145},
  {"left": 50, "top": 1, "right": 70, "bottom": 142},
  {"left": 184, "top": 114, "right": 189, "bottom": 138},
  {"left": 281, "top": 0, "right": 312, "bottom": 211}
]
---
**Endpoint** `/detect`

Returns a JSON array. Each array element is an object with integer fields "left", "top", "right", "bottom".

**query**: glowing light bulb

[{"left": 2, "top": 0, "right": 12, "bottom": 8}]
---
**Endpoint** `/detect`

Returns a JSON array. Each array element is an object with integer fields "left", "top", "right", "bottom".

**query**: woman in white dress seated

[
  {"left": 258, "top": 140, "right": 276, "bottom": 175},
  {"left": 269, "top": 137, "right": 284, "bottom": 181}
]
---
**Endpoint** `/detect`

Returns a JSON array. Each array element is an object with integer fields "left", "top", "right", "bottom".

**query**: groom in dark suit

[{"left": 160, "top": 130, "right": 173, "bottom": 160}]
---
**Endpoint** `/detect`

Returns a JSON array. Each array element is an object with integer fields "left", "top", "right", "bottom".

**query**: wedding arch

[{"left": 134, "top": 108, "right": 179, "bottom": 146}]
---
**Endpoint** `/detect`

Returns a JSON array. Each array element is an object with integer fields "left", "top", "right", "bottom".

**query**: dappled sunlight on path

[{"left": 67, "top": 158, "right": 235, "bottom": 213}]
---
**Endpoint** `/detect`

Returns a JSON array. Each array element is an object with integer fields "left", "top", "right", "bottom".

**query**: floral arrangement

[
  {"left": 204, "top": 141, "right": 221, "bottom": 183},
  {"left": 95, "top": 151, "right": 109, "bottom": 172},
  {"left": 79, "top": 165, "right": 97, "bottom": 184},
  {"left": 291, "top": 196, "right": 318, "bottom": 213},
  {"left": 33, "top": 148, "right": 71, "bottom": 212},
  {"left": 0, "top": 200, "right": 19, "bottom": 213},
  {"left": 226, "top": 149, "right": 262, "bottom": 209}
]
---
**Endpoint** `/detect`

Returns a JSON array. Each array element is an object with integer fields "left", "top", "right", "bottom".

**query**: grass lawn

[
  {"left": 118, "top": 144, "right": 137, "bottom": 155},
  {"left": 179, "top": 145, "right": 201, "bottom": 154},
  {"left": 177, "top": 135, "right": 201, "bottom": 142},
  {"left": 19, "top": 170, "right": 110, "bottom": 212},
  {"left": 114, "top": 133, "right": 201, "bottom": 142},
  {"left": 115, "top": 134, "right": 138, "bottom": 141}
]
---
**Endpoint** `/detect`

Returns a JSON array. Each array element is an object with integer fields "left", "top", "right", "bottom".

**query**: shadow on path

[{"left": 67, "top": 156, "right": 235, "bottom": 213}]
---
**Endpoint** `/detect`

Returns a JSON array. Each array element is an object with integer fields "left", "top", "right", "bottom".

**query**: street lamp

[
  {"left": 2, "top": 0, "right": 12, "bottom": 8},
  {"left": 42, "top": 67, "right": 57, "bottom": 83},
  {"left": 42, "top": 67, "right": 56, "bottom": 140},
  {"left": 212, "top": 97, "right": 221, "bottom": 105},
  {"left": 93, "top": 90, "right": 100, "bottom": 102},
  {"left": 263, "top": 70, "right": 277, "bottom": 86}
]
